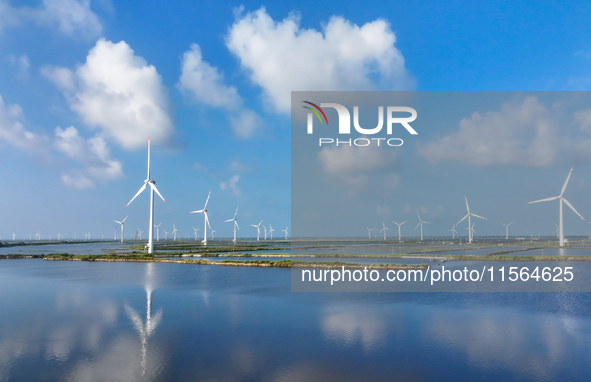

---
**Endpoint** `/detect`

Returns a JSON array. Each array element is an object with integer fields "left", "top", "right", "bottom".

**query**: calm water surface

[{"left": 0, "top": 259, "right": 590, "bottom": 381}]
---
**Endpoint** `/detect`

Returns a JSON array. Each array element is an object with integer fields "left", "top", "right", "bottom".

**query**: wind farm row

[{"left": 364, "top": 167, "right": 585, "bottom": 247}]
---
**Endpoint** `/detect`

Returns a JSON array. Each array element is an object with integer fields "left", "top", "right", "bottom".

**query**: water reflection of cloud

[{"left": 320, "top": 306, "right": 388, "bottom": 352}]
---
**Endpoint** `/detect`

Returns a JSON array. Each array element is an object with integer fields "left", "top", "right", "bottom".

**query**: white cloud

[
  {"left": 418, "top": 96, "right": 561, "bottom": 167},
  {"left": 54, "top": 126, "right": 123, "bottom": 188},
  {"left": 41, "top": 65, "right": 75, "bottom": 91},
  {"left": 178, "top": 43, "right": 262, "bottom": 139},
  {"left": 46, "top": 39, "right": 174, "bottom": 150},
  {"left": 220, "top": 174, "right": 241, "bottom": 196},
  {"left": 178, "top": 43, "right": 241, "bottom": 109},
  {"left": 0, "top": 0, "right": 102, "bottom": 38},
  {"left": 0, "top": 95, "right": 45, "bottom": 151},
  {"left": 226, "top": 8, "right": 413, "bottom": 113},
  {"left": 574, "top": 109, "right": 591, "bottom": 131},
  {"left": 7, "top": 54, "right": 30, "bottom": 78}
]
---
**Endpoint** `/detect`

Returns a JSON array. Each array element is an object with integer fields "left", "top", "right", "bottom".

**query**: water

[
  {"left": 1, "top": 258, "right": 590, "bottom": 381},
  {"left": 0, "top": 242, "right": 133, "bottom": 255}
]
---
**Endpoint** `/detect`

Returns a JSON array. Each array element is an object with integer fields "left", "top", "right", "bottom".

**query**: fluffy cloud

[
  {"left": 226, "top": 8, "right": 413, "bottom": 113},
  {"left": 419, "top": 96, "right": 561, "bottom": 167},
  {"left": 0, "top": 95, "right": 45, "bottom": 151},
  {"left": 220, "top": 174, "right": 241, "bottom": 196},
  {"left": 54, "top": 126, "right": 123, "bottom": 188},
  {"left": 178, "top": 43, "right": 262, "bottom": 139},
  {"left": 7, "top": 54, "right": 30, "bottom": 78},
  {"left": 0, "top": 0, "right": 102, "bottom": 38},
  {"left": 45, "top": 39, "right": 174, "bottom": 150}
]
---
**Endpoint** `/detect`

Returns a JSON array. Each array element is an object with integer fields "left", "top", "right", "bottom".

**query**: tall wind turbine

[
  {"left": 456, "top": 197, "right": 487, "bottom": 244},
  {"left": 251, "top": 221, "right": 262, "bottom": 241},
  {"left": 501, "top": 222, "right": 513, "bottom": 240},
  {"left": 126, "top": 138, "right": 166, "bottom": 254},
  {"left": 154, "top": 223, "right": 162, "bottom": 242},
  {"left": 190, "top": 191, "right": 211, "bottom": 245},
  {"left": 269, "top": 225, "right": 275, "bottom": 240},
  {"left": 449, "top": 224, "right": 457, "bottom": 239},
  {"left": 114, "top": 216, "right": 128, "bottom": 243},
  {"left": 415, "top": 212, "right": 430, "bottom": 242},
  {"left": 282, "top": 226, "right": 289, "bottom": 239},
  {"left": 392, "top": 221, "right": 406, "bottom": 241},
  {"left": 224, "top": 207, "right": 239, "bottom": 243},
  {"left": 528, "top": 168, "right": 585, "bottom": 247},
  {"left": 380, "top": 221, "right": 390, "bottom": 240}
]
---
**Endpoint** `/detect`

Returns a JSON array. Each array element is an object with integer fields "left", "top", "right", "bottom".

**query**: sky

[{"left": 1, "top": 0, "right": 591, "bottom": 240}]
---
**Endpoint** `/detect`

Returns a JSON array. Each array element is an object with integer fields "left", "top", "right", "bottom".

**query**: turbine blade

[
  {"left": 471, "top": 213, "right": 487, "bottom": 220},
  {"left": 114, "top": 220, "right": 122, "bottom": 224},
  {"left": 149, "top": 183, "right": 166, "bottom": 202},
  {"left": 122, "top": 215, "right": 128, "bottom": 223},
  {"left": 560, "top": 167, "right": 573, "bottom": 197},
  {"left": 235, "top": 221, "right": 240, "bottom": 230},
  {"left": 423, "top": 221, "right": 431, "bottom": 224},
  {"left": 190, "top": 209, "right": 204, "bottom": 214},
  {"left": 563, "top": 198, "right": 585, "bottom": 221},
  {"left": 224, "top": 218, "right": 233, "bottom": 222},
  {"left": 415, "top": 222, "right": 420, "bottom": 230},
  {"left": 147, "top": 138, "right": 151, "bottom": 180},
  {"left": 204, "top": 212, "right": 211, "bottom": 228},
  {"left": 527, "top": 196, "right": 559, "bottom": 204},
  {"left": 126, "top": 183, "right": 147, "bottom": 206},
  {"left": 234, "top": 207, "right": 238, "bottom": 219},
  {"left": 401, "top": 221, "right": 406, "bottom": 225},
  {"left": 456, "top": 214, "right": 469, "bottom": 226},
  {"left": 203, "top": 191, "right": 211, "bottom": 209},
  {"left": 465, "top": 196, "right": 470, "bottom": 214}
]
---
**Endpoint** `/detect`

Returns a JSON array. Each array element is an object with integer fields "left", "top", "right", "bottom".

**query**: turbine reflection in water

[{"left": 124, "top": 263, "right": 162, "bottom": 376}]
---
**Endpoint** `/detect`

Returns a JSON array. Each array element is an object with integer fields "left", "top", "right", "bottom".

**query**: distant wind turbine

[
  {"left": 282, "top": 226, "right": 289, "bottom": 239},
  {"left": 114, "top": 216, "right": 128, "bottom": 243},
  {"left": 224, "top": 207, "right": 240, "bottom": 243},
  {"left": 501, "top": 222, "right": 513, "bottom": 240},
  {"left": 172, "top": 224, "right": 178, "bottom": 241},
  {"left": 366, "top": 227, "right": 373, "bottom": 239},
  {"left": 126, "top": 138, "right": 166, "bottom": 254},
  {"left": 449, "top": 224, "right": 457, "bottom": 239},
  {"left": 456, "top": 197, "right": 487, "bottom": 244},
  {"left": 263, "top": 225, "right": 268, "bottom": 240},
  {"left": 164, "top": 231, "right": 168, "bottom": 240},
  {"left": 415, "top": 212, "right": 430, "bottom": 242},
  {"left": 528, "top": 167, "right": 585, "bottom": 247},
  {"left": 269, "top": 224, "right": 275, "bottom": 240},
  {"left": 251, "top": 221, "right": 262, "bottom": 241},
  {"left": 192, "top": 227, "right": 200, "bottom": 241},
  {"left": 392, "top": 221, "right": 406, "bottom": 241},
  {"left": 190, "top": 191, "right": 211, "bottom": 245},
  {"left": 380, "top": 221, "right": 390, "bottom": 240},
  {"left": 154, "top": 223, "right": 162, "bottom": 242}
]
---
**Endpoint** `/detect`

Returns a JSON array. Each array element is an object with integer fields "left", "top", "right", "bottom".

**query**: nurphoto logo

[{"left": 303, "top": 101, "right": 418, "bottom": 147}]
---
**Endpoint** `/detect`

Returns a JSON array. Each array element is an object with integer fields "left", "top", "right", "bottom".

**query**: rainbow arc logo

[{"left": 302, "top": 101, "right": 328, "bottom": 125}]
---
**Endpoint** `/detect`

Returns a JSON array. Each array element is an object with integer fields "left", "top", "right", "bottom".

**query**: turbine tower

[
  {"left": 190, "top": 191, "right": 211, "bottom": 245},
  {"left": 456, "top": 196, "right": 487, "bottom": 244},
  {"left": 263, "top": 225, "right": 268, "bottom": 240},
  {"left": 114, "top": 216, "right": 128, "bottom": 243},
  {"left": 392, "top": 221, "right": 406, "bottom": 241},
  {"left": 501, "top": 222, "right": 513, "bottom": 240},
  {"left": 380, "top": 221, "right": 390, "bottom": 240},
  {"left": 224, "top": 207, "right": 240, "bottom": 243},
  {"left": 269, "top": 225, "right": 275, "bottom": 240},
  {"left": 415, "top": 212, "right": 430, "bottom": 242},
  {"left": 126, "top": 138, "right": 166, "bottom": 254},
  {"left": 282, "top": 226, "right": 289, "bottom": 239},
  {"left": 251, "top": 221, "right": 262, "bottom": 241},
  {"left": 528, "top": 167, "right": 585, "bottom": 247}
]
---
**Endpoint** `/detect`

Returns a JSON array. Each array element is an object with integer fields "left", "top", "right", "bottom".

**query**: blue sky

[{"left": 1, "top": 0, "right": 591, "bottom": 240}]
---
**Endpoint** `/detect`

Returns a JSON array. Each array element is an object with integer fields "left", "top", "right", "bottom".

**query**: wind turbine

[
  {"left": 263, "top": 225, "right": 268, "bottom": 240},
  {"left": 392, "top": 221, "right": 406, "bottom": 241},
  {"left": 366, "top": 227, "right": 372, "bottom": 239},
  {"left": 224, "top": 207, "right": 240, "bottom": 243},
  {"left": 456, "top": 196, "right": 487, "bottom": 244},
  {"left": 554, "top": 223, "right": 559, "bottom": 239},
  {"left": 380, "top": 221, "right": 390, "bottom": 240},
  {"left": 282, "top": 226, "right": 289, "bottom": 239},
  {"left": 528, "top": 168, "right": 585, "bottom": 247},
  {"left": 164, "top": 231, "right": 168, "bottom": 240},
  {"left": 172, "top": 224, "right": 178, "bottom": 241},
  {"left": 373, "top": 226, "right": 377, "bottom": 239},
  {"left": 114, "top": 216, "right": 128, "bottom": 243},
  {"left": 449, "top": 224, "right": 457, "bottom": 239},
  {"left": 466, "top": 223, "right": 475, "bottom": 238},
  {"left": 154, "top": 223, "right": 162, "bottom": 242},
  {"left": 190, "top": 191, "right": 211, "bottom": 245},
  {"left": 211, "top": 230, "right": 215, "bottom": 240},
  {"left": 192, "top": 227, "right": 200, "bottom": 241},
  {"left": 269, "top": 225, "right": 275, "bottom": 240},
  {"left": 501, "top": 222, "right": 513, "bottom": 240},
  {"left": 126, "top": 138, "right": 166, "bottom": 254},
  {"left": 415, "top": 212, "right": 430, "bottom": 242},
  {"left": 251, "top": 221, "right": 263, "bottom": 241}
]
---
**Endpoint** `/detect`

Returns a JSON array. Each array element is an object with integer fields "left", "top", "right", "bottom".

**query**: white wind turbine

[
  {"left": 126, "top": 138, "right": 166, "bottom": 254},
  {"left": 366, "top": 227, "right": 372, "bottom": 239},
  {"left": 466, "top": 223, "right": 475, "bottom": 238},
  {"left": 172, "top": 224, "right": 178, "bottom": 241},
  {"left": 554, "top": 223, "right": 559, "bottom": 239},
  {"left": 114, "top": 216, "right": 128, "bottom": 243},
  {"left": 456, "top": 196, "right": 487, "bottom": 244},
  {"left": 269, "top": 225, "right": 275, "bottom": 240},
  {"left": 193, "top": 227, "right": 200, "bottom": 241},
  {"left": 154, "top": 223, "right": 162, "bottom": 242},
  {"left": 211, "top": 230, "right": 215, "bottom": 240},
  {"left": 415, "top": 212, "right": 430, "bottom": 242},
  {"left": 190, "top": 191, "right": 211, "bottom": 245},
  {"left": 263, "top": 225, "right": 268, "bottom": 240},
  {"left": 501, "top": 222, "right": 513, "bottom": 240},
  {"left": 392, "top": 221, "right": 406, "bottom": 241},
  {"left": 224, "top": 207, "right": 239, "bottom": 243},
  {"left": 380, "top": 221, "right": 390, "bottom": 240},
  {"left": 282, "top": 226, "right": 289, "bottom": 239},
  {"left": 251, "top": 221, "right": 263, "bottom": 241},
  {"left": 164, "top": 231, "right": 168, "bottom": 240},
  {"left": 449, "top": 224, "right": 457, "bottom": 239},
  {"left": 528, "top": 167, "right": 585, "bottom": 247}
]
